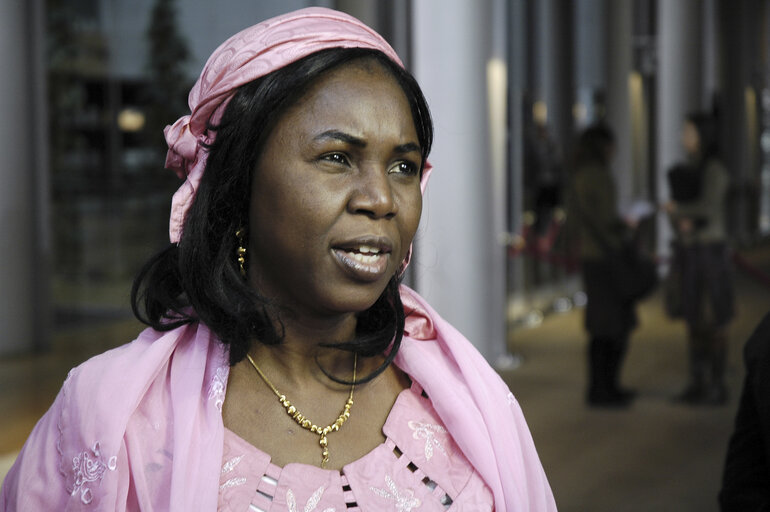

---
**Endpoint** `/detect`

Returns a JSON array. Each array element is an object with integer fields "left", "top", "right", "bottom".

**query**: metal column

[
  {"left": 411, "top": 0, "right": 506, "bottom": 362},
  {"left": 0, "top": 0, "right": 50, "bottom": 355}
]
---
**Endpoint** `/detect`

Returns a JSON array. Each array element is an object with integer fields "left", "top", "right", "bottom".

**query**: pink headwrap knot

[{"left": 163, "top": 115, "right": 197, "bottom": 179}]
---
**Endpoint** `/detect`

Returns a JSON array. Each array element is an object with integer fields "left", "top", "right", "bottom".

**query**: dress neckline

[{"left": 223, "top": 381, "right": 420, "bottom": 473}]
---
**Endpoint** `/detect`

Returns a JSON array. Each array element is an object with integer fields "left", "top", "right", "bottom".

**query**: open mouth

[
  {"left": 332, "top": 241, "right": 393, "bottom": 281},
  {"left": 343, "top": 244, "right": 385, "bottom": 264}
]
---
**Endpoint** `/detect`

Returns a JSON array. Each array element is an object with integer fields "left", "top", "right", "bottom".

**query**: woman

[
  {"left": 1, "top": 8, "right": 556, "bottom": 511},
  {"left": 571, "top": 124, "right": 638, "bottom": 408},
  {"left": 667, "top": 112, "right": 734, "bottom": 406}
]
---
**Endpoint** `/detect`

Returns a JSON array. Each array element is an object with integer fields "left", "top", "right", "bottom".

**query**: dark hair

[
  {"left": 573, "top": 123, "right": 615, "bottom": 168},
  {"left": 685, "top": 111, "right": 719, "bottom": 162},
  {"left": 132, "top": 48, "right": 433, "bottom": 382}
]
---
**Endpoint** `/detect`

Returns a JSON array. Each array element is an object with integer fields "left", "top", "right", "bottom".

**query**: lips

[{"left": 332, "top": 237, "right": 393, "bottom": 282}]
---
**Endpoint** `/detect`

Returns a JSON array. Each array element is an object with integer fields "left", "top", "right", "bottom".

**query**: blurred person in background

[
  {"left": 719, "top": 312, "right": 770, "bottom": 510},
  {"left": 666, "top": 112, "right": 734, "bottom": 406},
  {"left": 524, "top": 121, "right": 564, "bottom": 238},
  {"left": 570, "top": 124, "right": 639, "bottom": 408},
  {"left": 0, "top": 8, "right": 556, "bottom": 511}
]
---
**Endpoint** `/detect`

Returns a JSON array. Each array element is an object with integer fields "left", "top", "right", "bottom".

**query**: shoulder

[
  {"left": 61, "top": 321, "right": 225, "bottom": 425},
  {"left": 398, "top": 285, "right": 511, "bottom": 400},
  {"left": 64, "top": 323, "right": 199, "bottom": 392},
  {"left": 744, "top": 312, "right": 770, "bottom": 368},
  {"left": 1, "top": 326, "right": 182, "bottom": 507},
  {"left": 577, "top": 162, "right": 606, "bottom": 175},
  {"left": 704, "top": 158, "right": 729, "bottom": 179},
  {"left": 574, "top": 163, "right": 609, "bottom": 189},
  {"left": 397, "top": 287, "right": 556, "bottom": 510},
  {"left": 3, "top": 321, "right": 226, "bottom": 508},
  {"left": 54, "top": 323, "right": 195, "bottom": 427}
]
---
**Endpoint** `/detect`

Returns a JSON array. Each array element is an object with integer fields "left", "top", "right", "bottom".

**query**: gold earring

[{"left": 235, "top": 228, "right": 247, "bottom": 277}]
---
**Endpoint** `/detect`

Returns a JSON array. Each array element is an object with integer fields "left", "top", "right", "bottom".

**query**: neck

[{"left": 248, "top": 310, "right": 360, "bottom": 388}]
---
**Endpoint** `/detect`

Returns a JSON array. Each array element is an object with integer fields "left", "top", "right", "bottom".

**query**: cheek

[
  {"left": 248, "top": 180, "right": 303, "bottom": 254},
  {"left": 398, "top": 190, "right": 423, "bottom": 250}
]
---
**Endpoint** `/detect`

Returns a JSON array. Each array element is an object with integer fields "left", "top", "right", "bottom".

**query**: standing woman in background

[
  {"left": 1, "top": 8, "right": 556, "bottom": 511},
  {"left": 666, "top": 112, "right": 734, "bottom": 406},
  {"left": 571, "top": 124, "right": 639, "bottom": 408}
]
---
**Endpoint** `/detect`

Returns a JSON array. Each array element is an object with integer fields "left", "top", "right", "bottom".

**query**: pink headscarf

[{"left": 164, "top": 6, "right": 433, "bottom": 245}]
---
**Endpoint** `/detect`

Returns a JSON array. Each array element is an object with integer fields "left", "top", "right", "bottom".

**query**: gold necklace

[{"left": 245, "top": 353, "right": 357, "bottom": 468}]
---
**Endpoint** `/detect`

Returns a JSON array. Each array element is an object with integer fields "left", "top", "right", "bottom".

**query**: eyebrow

[
  {"left": 314, "top": 130, "right": 421, "bottom": 154},
  {"left": 394, "top": 142, "right": 421, "bottom": 154},
  {"left": 314, "top": 130, "right": 366, "bottom": 148}
]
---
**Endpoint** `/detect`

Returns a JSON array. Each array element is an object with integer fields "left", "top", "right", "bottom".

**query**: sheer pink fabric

[
  {"left": 397, "top": 288, "right": 557, "bottom": 510},
  {"left": 1, "top": 322, "right": 229, "bottom": 510},
  {"left": 0, "top": 286, "right": 556, "bottom": 510}
]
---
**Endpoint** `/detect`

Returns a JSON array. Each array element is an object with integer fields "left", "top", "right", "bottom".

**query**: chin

[{"left": 328, "top": 282, "right": 391, "bottom": 315}]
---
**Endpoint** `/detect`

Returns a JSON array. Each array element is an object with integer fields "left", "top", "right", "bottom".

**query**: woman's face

[
  {"left": 681, "top": 121, "right": 700, "bottom": 156},
  {"left": 248, "top": 60, "right": 423, "bottom": 320}
]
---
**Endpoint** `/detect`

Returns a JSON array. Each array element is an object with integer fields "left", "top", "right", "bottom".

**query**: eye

[
  {"left": 389, "top": 160, "right": 419, "bottom": 176},
  {"left": 320, "top": 152, "right": 350, "bottom": 166}
]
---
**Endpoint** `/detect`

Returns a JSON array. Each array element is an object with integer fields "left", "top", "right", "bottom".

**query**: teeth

[
  {"left": 358, "top": 245, "right": 380, "bottom": 254},
  {"left": 350, "top": 252, "right": 381, "bottom": 264}
]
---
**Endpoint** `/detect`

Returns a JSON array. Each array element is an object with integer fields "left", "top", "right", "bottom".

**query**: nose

[{"left": 347, "top": 165, "right": 397, "bottom": 219}]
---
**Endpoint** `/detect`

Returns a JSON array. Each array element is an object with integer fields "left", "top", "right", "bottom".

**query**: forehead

[
  {"left": 281, "top": 59, "right": 412, "bottom": 126},
  {"left": 304, "top": 58, "right": 401, "bottom": 97}
]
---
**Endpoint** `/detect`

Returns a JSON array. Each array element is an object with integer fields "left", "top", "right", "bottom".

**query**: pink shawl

[{"left": 1, "top": 286, "right": 556, "bottom": 510}]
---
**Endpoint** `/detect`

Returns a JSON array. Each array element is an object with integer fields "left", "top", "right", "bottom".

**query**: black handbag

[
  {"left": 608, "top": 242, "right": 659, "bottom": 302},
  {"left": 663, "top": 243, "right": 683, "bottom": 317}
]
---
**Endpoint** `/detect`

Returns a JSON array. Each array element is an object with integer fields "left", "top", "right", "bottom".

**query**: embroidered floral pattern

[
  {"left": 208, "top": 366, "right": 228, "bottom": 412},
  {"left": 67, "top": 442, "right": 117, "bottom": 504},
  {"left": 370, "top": 475, "right": 421, "bottom": 511},
  {"left": 219, "top": 454, "right": 247, "bottom": 491},
  {"left": 221, "top": 455, "right": 243, "bottom": 474},
  {"left": 287, "top": 485, "right": 335, "bottom": 512},
  {"left": 220, "top": 476, "right": 247, "bottom": 491},
  {"left": 408, "top": 421, "right": 447, "bottom": 460}
]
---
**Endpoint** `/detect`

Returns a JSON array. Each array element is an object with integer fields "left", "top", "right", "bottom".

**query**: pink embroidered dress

[
  {"left": 217, "top": 382, "right": 493, "bottom": 511},
  {"left": 1, "top": 287, "right": 557, "bottom": 510}
]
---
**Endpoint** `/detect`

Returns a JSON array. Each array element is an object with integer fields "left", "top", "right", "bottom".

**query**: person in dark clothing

[
  {"left": 570, "top": 124, "right": 638, "bottom": 408},
  {"left": 666, "top": 112, "right": 734, "bottom": 406},
  {"left": 719, "top": 312, "right": 770, "bottom": 510},
  {"left": 524, "top": 122, "right": 563, "bottom": 237}
]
